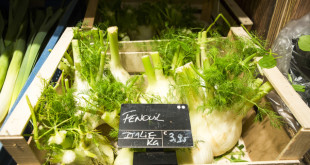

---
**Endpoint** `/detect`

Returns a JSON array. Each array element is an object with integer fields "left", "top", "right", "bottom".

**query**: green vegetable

[
  {"left": 4, "top": 0, "right": 29, "bottom": 46},
  {"left": 258, "top": 53, "right": 277, "bottom": 69},
  {"left": 114, "top": 148, "right": 134, "bottom": 165},
  {"left": 29, "top": 81, "right": 114, "bottom": 164},
  {"left": 298, "top": 35, "right": 310, "bottom": 51},
  {"left": 108, "top": 26, "right": 130, "bottom": 84},
  {"left": 30, "top": 18, "right": 281, "bottom": 164},
  {"left": 292, "top": 84, "right": 306, "bottom": 92},
  {"left": 175, "top": 62, "right": 213, "bottom": 164},
  {"left": 10, "top": 8, "right": 63, "bottom": 110},
  {"left": 0, "top": 22, "right": 27, "bottom": 123},
  {"left": 140, "top": 52, "right": 177, "bottom": 103},
  {"left": 173, "top": 30, "right": 279, "bottom": 162},
  {"left": 0, "top": 46, "right": 13, "bottom": 91},
  {"left": 0, "top": 12, "right": 5, "bottom": 53}
]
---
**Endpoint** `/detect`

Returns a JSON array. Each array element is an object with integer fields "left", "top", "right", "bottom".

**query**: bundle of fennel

[{"left": 28, "top": 23, "right": 280, "bottom": 164}]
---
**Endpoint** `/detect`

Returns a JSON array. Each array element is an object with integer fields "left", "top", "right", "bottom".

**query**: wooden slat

[
  {"left": 200, "top": 0, "right": 216, "bottom": 22},
  {"left": 242, "top": 110, "right": 291, "bottom": 161},
  {"left": 233, "top": 0, "right": 277, "bottom": 41},
  {"left": 0, "top": 28, "right": 74, "bottom": 136},
  {"left": 290, "top": 0, "right": 310, "bottom": 20},
  {"left": 0, "top": 136, "right": 40, "bottom": 165},
  {"left": 120, "top": 52, "right": 149, "bottom": 73},
  {"left": 222, "top": 0, "right": 253, "bottom": 30},
  {"left": 118, "top": 40, "right": 166, "bottom": 52},
  {"left": 234, "top": 0, "right": 310, "bottom": 47},
  {"left": 27, "top": 136, "right": 46, "bottom": 163},
  {"left": 265, "top": 0, "right": 302, "bottom": 47},
  {"left": 82, "top": 0, "right": 99, "bottom": 29},
  {"left": 212, "top": 0, "right": 238, "bottom": 26},
  {"left": 229, "top": 26, "right": 250, "bottom": 38},
  {"left": 278, "top": 128, "right": 310, "bottom": 160}
]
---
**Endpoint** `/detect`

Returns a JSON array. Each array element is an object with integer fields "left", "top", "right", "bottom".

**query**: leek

[
  {"left": 10, "top": 7, "right": 63, "bottom": 111},
  {"left": 0, "top": 47, "right": 13, "bottom": 91},
  {"left": 0, "top": 22, "right": 26, "bottom": 123},
  {"left": 0, "top": 12, "right": 5, "bottom": 53},
  {"left": 4, "top": 0, "right": 29, "bottom": 46}
]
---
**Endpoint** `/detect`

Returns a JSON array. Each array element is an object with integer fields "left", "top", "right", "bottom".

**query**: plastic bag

[
  {"left": 266, "top": 91, "right": 300, "bottom": 137},
  {"left": 272, "top": 13, "right": 310, "bottom": 76},
  {"left": 268, "top": 13, "right": 310, "bottom": 133}
]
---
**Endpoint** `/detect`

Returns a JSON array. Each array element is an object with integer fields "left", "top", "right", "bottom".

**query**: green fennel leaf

[
  {"left": 298, "top": 35, "right": 310, "bottom": 51},
  {"left": 258, "top": 54, "right": 277, "bottom": 69},
  {"left": 292, "top": 84, "right": 306, "bottom": 92}
]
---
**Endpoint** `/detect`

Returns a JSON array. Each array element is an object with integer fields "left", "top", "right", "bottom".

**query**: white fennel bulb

[
  {"left": 177, "top": 111, "right": 213, "bottom": 164},
  {"left": 204, "top": 79, "right": 272, "bottom": 156},
  {"left": 205, "top": 110, "right": 243, "bottom": 156},
  {"left": 108, "top": 26, "right": 130, "bottom": 85},
  {"left": 62, "top": 150, "right": 76, "bottom": 164},
  {"left": 114, "top": 148, "right": 134, "bottom": 165},
  {"left": 83, "top": 112, "right": 104, "bottom": 130},
  {"left": 87, "top": 134, "right": 114, "bottom": 165},
  {"left": 72, "top": 38, "right": 105, "bottom": 129},
  {"left": 140, "top": 53, "right": 176, "bottom": 103},
  {"left": 48, "top": 130, "right": 67, "bottom": 145},
  {"left": 175, "top": 63, "right": 213, "bottom": 164}
]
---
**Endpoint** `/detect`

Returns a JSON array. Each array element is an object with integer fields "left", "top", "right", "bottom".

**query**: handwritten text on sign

[
  {"left": 122, "top": 110, "right": 164, "bottom": 124},
  {"left": 118, "top": 104, "right": 193, "bottom": 148}
]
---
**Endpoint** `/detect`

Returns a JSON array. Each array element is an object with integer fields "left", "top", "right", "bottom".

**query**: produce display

[
  {"left": 26, "top": 14, "right": 281, "bottom": 163},
  {"left": 0, "top": 0, "right": 63, "bottom": 123}
]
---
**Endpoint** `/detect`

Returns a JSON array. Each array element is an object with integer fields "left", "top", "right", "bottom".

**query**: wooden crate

[
  {"left": 0, "top": 26, "right": 309, "bottom": 165},
  {"left": 0, "top": 0, "right": 80, "bottom": 164},
  {"left": 233, "top": 0, "right": 310, "bottom": 47},
  {"left": 82, "top": 0, "right": 253, "bottom": 31}
]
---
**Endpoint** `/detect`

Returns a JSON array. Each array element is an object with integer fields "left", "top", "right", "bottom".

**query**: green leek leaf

[{"left": 292, "top": 84, "right": 306, "bottom": 92}]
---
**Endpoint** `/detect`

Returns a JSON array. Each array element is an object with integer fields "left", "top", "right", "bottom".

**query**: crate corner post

[
  {"left": 0, "top": 136, "right": 41, "bottom": 165},
  {"left": 278, "top": 128, "right": 310, "bottom": 160}
]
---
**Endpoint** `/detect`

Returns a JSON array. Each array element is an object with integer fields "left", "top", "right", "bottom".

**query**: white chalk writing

[
  {"left": 122, "top": 110, "right": 164, "bottom": 124},
  {"left": 122, "top": 131, "right": 158, "bottom": 139},
  {"left": 147, "top": 139, "right": 159, "bottom": 146}
]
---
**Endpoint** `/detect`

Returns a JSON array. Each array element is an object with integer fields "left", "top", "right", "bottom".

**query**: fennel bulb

[
  {"left": 114, "top": 148, "right": 134, "bottom": 165},
  {"left": 175, "top": 63, "right": 214, "bottom": 164},
  {"left": 140, "top": 53, "right": 176, "bottom": 103},
  {"left": 107, "top": 26, "right": 130, "bottom": 85},
  {"left": 177, "top": 111, "right": 214, "bottom": 164},
  {"left": 205, "top": 110, "right": 243, "bottom": 156},
  {"left": 48, "top": 130, "right": 67, "bottom": 145},
  {"left": 62, "top": 150, "right": 76, "bottom": 164},
  {"left": 87, "top": 134, "right": 114, "bottom": 165},
  {"left": 72, "top": 39, "right": 104, "bottom": 129},
  {"left": 83, "top": 112, "right": 104, "bottom": 130}
]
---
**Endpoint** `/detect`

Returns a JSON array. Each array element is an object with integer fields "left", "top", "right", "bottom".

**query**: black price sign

[{"left": 118, "top": 104, "right": 193, "bottom": 148}]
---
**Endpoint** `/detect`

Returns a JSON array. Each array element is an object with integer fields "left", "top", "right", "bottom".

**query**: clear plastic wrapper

[
  {"left": 268, "top": 13, "right": 310, "bottom": 133},
  {"left": 272, "top": 13, "right": 310, "bottom": 76},
  {"left": 266, "top": 91, "right": 300, "bottom": 137}
]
